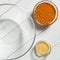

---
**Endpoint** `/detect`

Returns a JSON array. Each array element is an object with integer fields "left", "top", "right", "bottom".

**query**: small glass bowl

[
  {"left": 33, "top": 1, "right": 58, "bottom": 26},
  {"left": 33, "top": 41, "right": 51, "bottom": 60}
]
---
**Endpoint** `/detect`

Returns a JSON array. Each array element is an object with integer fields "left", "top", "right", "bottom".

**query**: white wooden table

[{"left": 0, "top": 0, "right": 60, "bottom": 60}]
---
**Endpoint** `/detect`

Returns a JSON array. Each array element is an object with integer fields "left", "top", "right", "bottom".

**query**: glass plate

[{"left": 0, "top": 4, "right": 36, "bottom": 60}]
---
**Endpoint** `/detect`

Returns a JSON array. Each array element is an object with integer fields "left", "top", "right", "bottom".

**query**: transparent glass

[
  {"left": 32, "top": 41, "right": 51, "bottom": 60},
  {"left": 0, "top": 4, "right": 36, "bottom": 60}
]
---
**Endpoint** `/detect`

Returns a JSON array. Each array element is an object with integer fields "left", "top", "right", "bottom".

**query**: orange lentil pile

[{"left": 33, "top": 2, "right": 56, "bottom": 25}]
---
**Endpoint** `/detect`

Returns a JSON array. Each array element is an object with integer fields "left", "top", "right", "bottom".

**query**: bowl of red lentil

[{"left": 33, "top": 1, "right": 58, "bottom": 25}]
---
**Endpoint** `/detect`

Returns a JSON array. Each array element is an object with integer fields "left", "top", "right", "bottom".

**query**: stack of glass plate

[{"left": 0, "top": 4, "right": 36, "bottom": 60}]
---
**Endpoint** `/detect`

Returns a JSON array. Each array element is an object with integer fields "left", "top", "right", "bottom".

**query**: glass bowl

[{"left": 0, "top": 4, "right": 36, "bottom": 60}]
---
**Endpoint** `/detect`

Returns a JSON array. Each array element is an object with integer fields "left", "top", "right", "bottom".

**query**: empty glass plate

[{"left": 0, "top": 4, "right": 36, "bottom": 60}]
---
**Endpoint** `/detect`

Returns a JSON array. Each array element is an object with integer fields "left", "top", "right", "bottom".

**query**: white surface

[{"left": 0, "top": 0, "right": 60, "bottom": 60}]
